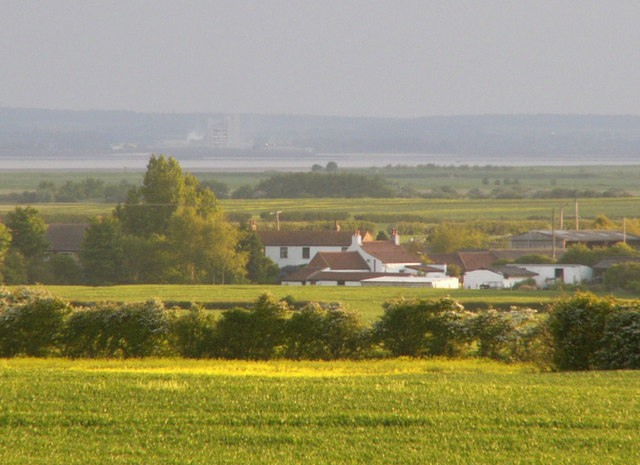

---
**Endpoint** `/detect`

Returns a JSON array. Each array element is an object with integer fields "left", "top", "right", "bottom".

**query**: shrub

[
  {"left": 62, "top": 300, "right": 170, "bottom": 358},
  {"left": 465, "top": 308, "right": 546, "bottom": 363},
  {"left": 547, "top": 293, "right": 617, "bottom": 370},
  {"left": 595, "top": 309, "right": 640, "bottom": 369},
  {"left": 0, "top": 287, "right": 70, "bottom": 357},
  {"left": 284, "top": 303, "right": 366, "bottom": 360},
  {"left": 373, "top": 298, "right": 467, "bottom": 357},
  {"left": 214, "top": 292, "right": 287, "bottom": 359},
  {"left": 169, "top": 306, "right": 217, "bottom": 358}
]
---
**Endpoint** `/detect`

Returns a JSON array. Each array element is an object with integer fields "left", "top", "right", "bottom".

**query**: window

[
  {"left": 302, "top": 247, "right": 310, "bottom": 259},
  {"left": 337, "top": 280, "right": 346, "bottom": 286},
  {"left": 280, "top": 247, "right": 288, "bottom": 259}
]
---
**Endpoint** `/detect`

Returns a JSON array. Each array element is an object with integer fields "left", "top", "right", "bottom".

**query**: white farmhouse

[{"left": 256, "top": 229, "right": 371, "bottom": 268}]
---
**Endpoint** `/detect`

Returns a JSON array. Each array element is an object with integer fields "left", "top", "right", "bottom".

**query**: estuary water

[{"left": 0, "top": 151, "right": 638, "bottom": 171}]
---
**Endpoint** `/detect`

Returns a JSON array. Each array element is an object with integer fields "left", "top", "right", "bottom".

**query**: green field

[
  {"left": 2, "top": 196, "right": 640, "bottom": 224},
  {"left": 39, "top": 284, "right": 565, "bottom": 322},
  {"left": 1, "top": 358, "right": 638, "bottom": 464}
]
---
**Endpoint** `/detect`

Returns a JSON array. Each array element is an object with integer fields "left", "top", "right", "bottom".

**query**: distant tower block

[{"left": 206, "top": 115, "right": 242, "bottom": 148}]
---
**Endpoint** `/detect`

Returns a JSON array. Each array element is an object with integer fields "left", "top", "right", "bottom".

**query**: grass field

[
  {"left": 39, "top": 284, "right": 565, "bottom": 322},
  {"left": 1, "top": 358, "right": 638, "bottom": 464},
  {"left": 2, "top": 196, "right": 640, "bottom": 224}
]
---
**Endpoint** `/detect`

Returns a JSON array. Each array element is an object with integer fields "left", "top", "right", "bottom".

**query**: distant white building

[
  {"left": 507, "top": 264, "right": 593, "bottom": 288},
  {"left": 463, "top": 266, "right": 538, "bottom": 290},
  {"left": 464, "top": 264, "right": 594, "bottom": 289},
  {"left": 279, "top": 230, "right": 459, "bottom": 288}
]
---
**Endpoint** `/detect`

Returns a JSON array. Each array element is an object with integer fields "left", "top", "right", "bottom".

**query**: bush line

[{"left": 1, "top": 288, "right": 639, "bottom": 370}]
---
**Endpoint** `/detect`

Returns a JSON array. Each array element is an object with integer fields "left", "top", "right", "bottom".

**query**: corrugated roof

[
  {"left": 360, "top": 241, "right": 421, "bottom": 264},
  {"left": 308, "top": 251, "right": 370, "bottom": 270},
  {"left": 257, "top": 230, "right": 354, "bottom": 247},
  {"left": 512, "top": 230, "right": 640, "bottom": 242},
  {"left": 45, "top": 223, "right": 89, "bottom": 252},
  {"left": 487, "top": 266, "right": 538, "bottom": 278}
]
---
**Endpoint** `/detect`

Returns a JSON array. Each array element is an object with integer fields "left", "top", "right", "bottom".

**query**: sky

[{"left": 1, "top": 1, "right": 640, "bottom": 118}]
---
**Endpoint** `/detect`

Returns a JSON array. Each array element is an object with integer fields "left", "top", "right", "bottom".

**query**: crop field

[
  {"left": 1, "top": 358, "right": 639, "bottom": 464},
  {"left": 39, "top": 284, "right": 564, "bottom": 322},
  {"left": 3, "top": 196, "right": 640, "bottom": 224}
]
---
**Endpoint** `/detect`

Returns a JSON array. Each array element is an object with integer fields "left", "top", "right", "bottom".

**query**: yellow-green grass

[
  {"left": 38, "top": 285, "right": 562, "bottom": 322},
  {"left": 1, "top": 358, "right": 639, "bottom": 464},
  {"left": 2, "top": 196, "right": 640, "bottom": 223}
]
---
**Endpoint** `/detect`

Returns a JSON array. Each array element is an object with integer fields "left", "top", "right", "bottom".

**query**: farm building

[
  {"left": 464, "top": 263, "right": 594, "bottom": 289},
  {"left": 281, "top": 231, "right": 457, "bottom": 287},
  {"left": 508, "top": 230, "right": 640, "bottom": 249},
  {"left": 463, "top": 266, "right": 538, "bottom": 290},
  {"left": 511, "top": 263, "right": 594, "bottom": 288},
  {"left": 44, "top": 223, "right": 89, "bottom": 258}
]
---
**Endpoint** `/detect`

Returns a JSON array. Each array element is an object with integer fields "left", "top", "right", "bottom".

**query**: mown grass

[
  {"left": 39, "top": 285, "right": 563, "bottom": 322},
  {"left": 1, "top": 358, "right": 639, "bottom": 464}
]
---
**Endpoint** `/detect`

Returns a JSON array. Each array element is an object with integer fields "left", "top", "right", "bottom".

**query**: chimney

[
  {"left": 249, "top": 220, "right": 257, "bottom": 231},
  {"left": 334, "top": 220, "right": 341, "bottom": 231},
  {"left": 391, "top": 229, "right": 400, "bottom": 245},
  {"left": 352, "top": 229, "right": 362, "bottom": 247}
]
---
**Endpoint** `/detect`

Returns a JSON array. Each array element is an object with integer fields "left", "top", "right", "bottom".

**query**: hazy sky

[{"left": 2, "top": 1, "right": 639, "bottom": 117}]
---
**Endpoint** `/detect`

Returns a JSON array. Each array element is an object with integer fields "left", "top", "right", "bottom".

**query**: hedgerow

[{"left": 1, "top": 288, "right": 639, "bottom": 370}]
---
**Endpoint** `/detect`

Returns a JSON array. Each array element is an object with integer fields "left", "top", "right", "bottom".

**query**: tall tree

[
  {"left": 5, "top": 206, "right": 49, "bottom": 259},
  {"left": 115, "top": 155, "right": 220, "bottom": 237},
  {"left": 237, "top": 225, "right": 279, "bottom": 284},
  {"left": 0, "top": 223, "right": 11, "bottom": 283},
  {"left": 166, "top": 207, "right": 246, "bottom": 284},
  {"left": 79, "top": 216, "right": 127, "bottom": 285}
]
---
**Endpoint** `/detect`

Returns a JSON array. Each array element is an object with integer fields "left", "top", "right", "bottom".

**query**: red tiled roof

[
  {"left": 428, "top": 251, "right": 498, "bottom": 272},
  {"left": 45, "top": 223, "right": 89, "bottom": 252},
  {"left": 360, "top": 241, "right": 421, "bottom": 264},
  {"left": 308, "top": 251, "right": 370, "bottom": 270},
  {"left": 256, "top": 230, "right": 353, "bottom": 247},
  {"left": 282, "top": 270, "right": 412, "bottom": 283}
]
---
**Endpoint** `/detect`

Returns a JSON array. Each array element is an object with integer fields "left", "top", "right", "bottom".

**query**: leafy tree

[
  {"left": 428, "top": 223, "right": 489, "bottom": 253},
  {"left": 115, "top": 154, "right": 219, "bottom": 237},
  {"left": 5, "top": 206, "right": 49, "bottom": 259},
  {"left": 326, "top": 161, "right": 338, "bottom": 171},
  {"left": 591, "top": 214, "right": 617, "bottom": 230},
  {"left": 0, "top": 223, "right": 10, "bottom": 282},
  {"left": 237, "top": 226, "right": 279, "bottom": 284},
  {"left": 79, "top": 216, "right": 127, "bottom": 285},
  {"left": 603, "top": 262, "right": 640, "bottom": 292},
  {"left": 166, "top": 207, "right": 245, "bottom": 284}
]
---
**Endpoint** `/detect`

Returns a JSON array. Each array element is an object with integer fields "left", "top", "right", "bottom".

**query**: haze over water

[{"left": 0, "top": 152, "right": 638, "bottom": 172}]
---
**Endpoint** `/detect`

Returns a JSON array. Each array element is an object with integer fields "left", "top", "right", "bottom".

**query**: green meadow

[
  {"left": 39, "top": 284, "right": 563, "bottom": 322},
  {"left": 2, "top": 196, "right": 640, "bottom": 224},
  {"left": 1, "top": 358, "right": 639, "bottom": 464}
]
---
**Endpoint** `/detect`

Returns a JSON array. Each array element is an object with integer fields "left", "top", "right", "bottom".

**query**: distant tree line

[
  {"left": 0, "top": 156, "right": 279, "bottom": 286},
  {"left": 3, "top": 287, "right": 640, "bottom": 371},
  {"left": 0, "top": 178, "right": 136, "bottom": 204}
]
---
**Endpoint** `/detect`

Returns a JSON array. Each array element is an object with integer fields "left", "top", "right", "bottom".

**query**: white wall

[
  {"left": 264, "top": 245, "right": 345, "bottom": 268},
  {"left": 464, "top": 270, "right": 505, "bottom": 289},
  {"left": 511, "top": 264, "right": 594, "bottom": 288}
]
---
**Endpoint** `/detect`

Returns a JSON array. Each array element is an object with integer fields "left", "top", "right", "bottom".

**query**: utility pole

[
  {"left": 552, "top": 208, "right": 556, "bottom": 259},
  {"left": 273, "top": 210, "right": 282, "bottom": 231},
  {"left": 574, "top": 199, "right": 579, "bottom": 230}
]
